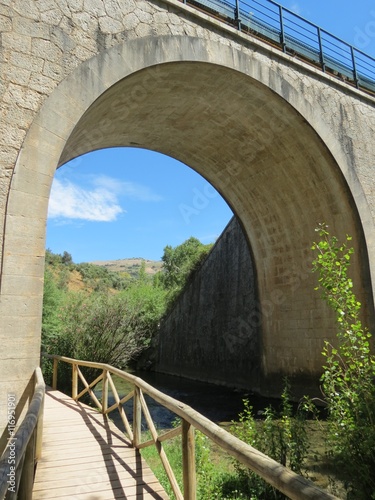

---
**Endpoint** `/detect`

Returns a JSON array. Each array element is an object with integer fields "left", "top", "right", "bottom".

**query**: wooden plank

[{"left": 33, "top": 388, "right": 168, "bottom": 499}]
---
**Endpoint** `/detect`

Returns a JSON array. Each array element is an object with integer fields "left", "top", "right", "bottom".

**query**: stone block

[
  {"left": 12, "top": 0, "right": 40, "bottom": 20},
  {"left": 41, "top": 8, "right": 64, "bottom": 25},
  {"left": 1, "top": 32, "right": 32, "bottom": 53},
  {"left": 3, "top": 83, "right": 44, "bottom": 112},
  {"left": 17, "top": 123, "right": 66, "bottom": 167},
  {"left": 29, "top": 72, "right": 57, "bottom": 94},
  {"left": 0, "top": 14, "right": 12, "bottom": 32},
  {"left": 0, "top": 295, "right": 43, "bottom": 319},
  {"left": 13, "top": 16, "right": 50, "bottom": 38},
  {"left": 98, "top": 16, "right": 123, "bottom": 34},
  {"left": 1, "top": 274, "right": 43, "bottom": 297},
  {"left": 3, "top": 218, "right": 46, "bottom": 256},
  {"left": 2, "top": 253, "right": 45, "bottom": 279},
  {"left": 84, "top": 0, "right": 106, "bottom": 17},
  {"left": 50, "top": 26, "right": 76, "bottom": 51},
  {"left": 0, "top": 122, "right": 26, "bottom": 149},
  {"left": 9, "top": 51, "right": 44, "bottom": 73},
  {"left": 42, "top": 60, "right": 65, "bottom": 80},
  {"left": 3, "top": 65, "right": 31, "bottom": 86},
  {"left": 32, "top": 38, "right": 62, "bottom": 62}
]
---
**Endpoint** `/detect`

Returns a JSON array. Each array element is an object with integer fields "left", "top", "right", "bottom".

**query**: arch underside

[
  {"left": 59, "top": 61, "right": 373, "bottom": 395},
  {"left": 2, "top": 33, "right": 374, "bottom": 400}
]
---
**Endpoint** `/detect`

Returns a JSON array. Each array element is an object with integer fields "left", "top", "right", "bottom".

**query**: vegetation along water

[{"left": 42, "top": 227, "right": 375, "bottom": 499}]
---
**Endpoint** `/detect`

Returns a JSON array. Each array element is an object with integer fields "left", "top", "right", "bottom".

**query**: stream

[{"left": 100, "top": 370, "right": 278, "bottom": 430}]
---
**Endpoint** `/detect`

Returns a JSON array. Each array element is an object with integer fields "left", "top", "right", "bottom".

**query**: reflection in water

[{"left": 98, "top": 371, "right": 277, "bottom": 431}]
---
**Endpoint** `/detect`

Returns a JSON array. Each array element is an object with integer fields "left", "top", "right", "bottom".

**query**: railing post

[
  {"left": 235, "top": 0, "right": 241, "bottom": 31},
  {"left": 35, "top": 392, "right": 44, "bottom": 461},
  {"left": 351, "top": 45, "right": 359, "bottom": 88},
  {"left": 317, "top": 27, "right": 325, "bottom": 72},
  {"left": 133, "top": 386, "right": 142, "bottom": 448},
  {"left": 182, "top": 419, "right": 196, "bottom": 500},
  {"left": 279, "top": 5, "right": 286, "bottom": 52},
  {"left": 102, "top": 369, "right": 108, "bottom": 414},
  {"left": 72, "top": 363, "right": 78, "bottom": 400},
  {"left": 18, "top": 429, "right": 35, "bottom": 500},
  {"left": 52, "top": 357, "right": 58, "bottom": 390}
]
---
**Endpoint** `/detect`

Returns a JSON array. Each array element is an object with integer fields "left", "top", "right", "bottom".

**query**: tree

[
  {"left": 61, "top": 251, "right": 73, "bottom": 265},
  {"left": 159, "top": 237, "right": 212, "bottom": 292},
  {"left": 41, "top": 268, "right": 64, "bottom": 349},
  {"left": 312, "top": 223, "right": 375, "bottom": 498}
]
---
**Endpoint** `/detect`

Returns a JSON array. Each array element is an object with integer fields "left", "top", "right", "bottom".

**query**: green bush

[
  {"left": 157, "top": 237, "right": 213, "bottom": 304},
  {"left": 312, "top": 224, "right": 375, "bottom": 499},
  {"left": 41, "top": 250, "right": 169, "bottom": 389},
  {"left": 42, "top": 290, "right": 164, "bottom": 391},
  {"left": 230, "top": 381, "right": 309, "bottom": 499}
]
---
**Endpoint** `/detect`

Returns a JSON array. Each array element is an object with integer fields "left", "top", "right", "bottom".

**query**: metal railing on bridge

[
  {"left": 43, "top": 354, "right": 338, "bottom": 500},
  {"left": 180, "top": 0, "right": 375, "bottom": 94}
]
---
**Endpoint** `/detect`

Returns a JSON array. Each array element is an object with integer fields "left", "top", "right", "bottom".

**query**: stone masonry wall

[
  {"left": 1, "top": 0, "right": 375, "bottom": 445},
  {"left": 0, "top": 0, "right": 236, "bottom": 260},
  {"left": 153, "top": 217, "right": 261, "bottom": 390}
]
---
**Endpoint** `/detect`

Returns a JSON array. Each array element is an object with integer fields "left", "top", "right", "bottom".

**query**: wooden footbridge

[
  {"left": 0, "top": 355, "right": 339, "bottom": 500},
  {"left": 32, "top": 389, "right": 167, "bottom": 499}
]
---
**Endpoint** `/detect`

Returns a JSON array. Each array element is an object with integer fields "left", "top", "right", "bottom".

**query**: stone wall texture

[
  {"left": 153, "top": 217, "right": 260, "bottom": 390},
  {"left": 1, "top": 0, "right": 375, "bottom": 445}
]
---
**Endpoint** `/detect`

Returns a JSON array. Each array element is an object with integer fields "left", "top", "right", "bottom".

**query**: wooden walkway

[{"left": 33, "top": 388, "right": 168, "bottom": 499}]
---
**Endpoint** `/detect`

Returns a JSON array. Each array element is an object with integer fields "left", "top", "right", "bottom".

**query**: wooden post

[
  {"left": 18, "top": 429, "right": 35, "bottom": 500},
  {"left": 133, "top": 386, "right": 142, "bottom": 448},
  {"left": 182, "top": 419, "right": 196, "bottom": 500},
  {"left": 72, "top": 363, "right": 78, "bottom": 400},
  {"left": 52, "top": 357, "right": 58, "bottom": 390},
  {"left": 102, "top": 370, "right": 108, "bottom": 414},
  {"left": 35, "top": 392, "right": 44, "bottom": 461}
]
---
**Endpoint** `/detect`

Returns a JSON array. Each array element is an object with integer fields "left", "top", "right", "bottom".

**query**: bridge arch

[{"left": 2, "top": 35, "right": 374, "bottom": 397}]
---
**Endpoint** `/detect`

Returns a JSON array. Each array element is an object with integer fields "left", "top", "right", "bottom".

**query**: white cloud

[
  {"left": 48, "top": 178, "right": 124, "bottom": 222},
  {"left": 93, "top": 175, "right": 163, "bottom": 202},
  {"left": 48, "top": 175, "right": 162, "bottom": 222}
]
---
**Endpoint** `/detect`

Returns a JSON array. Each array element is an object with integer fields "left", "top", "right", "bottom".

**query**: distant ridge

[{"left": 90, "top": 258, "right": 162, "bottom": 278}]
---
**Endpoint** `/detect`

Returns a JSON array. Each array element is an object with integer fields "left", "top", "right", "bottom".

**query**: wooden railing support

[
  {"left": 52, "top": 357, "right": 58, "bottom": 390},
  {"left": 133, "top": 386, "right": 142, "bottom": 448},
  {"left": 17, "top": 429, "right": 35, "bottom": 500},
  {"left": 41, "top": 354, "right": 339, "bottom": 500},
  {"left": 0, "top": 368, "right": 45, "bottom": 500},
  {"left": 182, "top": 419, "right": 196, "bottom": 500},
  {"left": 35, "top": 388, "right": 45, "bottom": 462},
  {"left": 102, "top": 369, "right": 108, "bottom": 414},
  {"left": 72, "top": 363, "right": 78, "bottom": 400}
]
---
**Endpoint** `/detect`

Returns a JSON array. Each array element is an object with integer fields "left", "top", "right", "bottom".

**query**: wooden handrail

[
  {"left": 0, "top": 367, "right": 45, "bottom": 500},
  {"left": 45, "top": 353, "right": 339, "bottom": 500}
]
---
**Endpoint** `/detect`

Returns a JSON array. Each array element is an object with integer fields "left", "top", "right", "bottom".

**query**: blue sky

[
  {"left": 46, "top": 0, "right": 375, "bottom": 263},
  {"left": 48, "top": 149, "right": 232, "bottom": 262}
]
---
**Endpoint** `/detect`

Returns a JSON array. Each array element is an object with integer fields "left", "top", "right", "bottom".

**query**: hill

[
  {"left": 45, "top": 250, "right": 162, "bottom": 292},
  {"left": 89, "top": 258, "right": 163, "bottom": 279}
]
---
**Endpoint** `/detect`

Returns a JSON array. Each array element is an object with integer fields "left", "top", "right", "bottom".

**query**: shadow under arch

[{"left": 3, "top": 34, "right": 374, "bottom": 397}]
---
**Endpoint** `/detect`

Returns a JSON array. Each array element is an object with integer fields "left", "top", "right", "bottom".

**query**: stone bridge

[{"left": 1, "top": 0, "right": 375, "bottom": 439}]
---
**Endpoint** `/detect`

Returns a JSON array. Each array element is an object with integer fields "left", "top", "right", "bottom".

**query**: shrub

[
  {"left": 43, "top": 291, "right": 156, "bottom": 391},
  {"left": 230, "top": 380, "right": 309, "bottom": 499},
  {"left": 312, "top": 223, "right": 375, "bottom": 499}
]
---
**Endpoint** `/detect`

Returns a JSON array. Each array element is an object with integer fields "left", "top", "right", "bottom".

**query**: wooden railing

[
  {"left": 45, "top": 354, "right": 338, "bottom": 500},
  {"left": 0, "top": 368, "right": 45, "bottom": 500}
]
